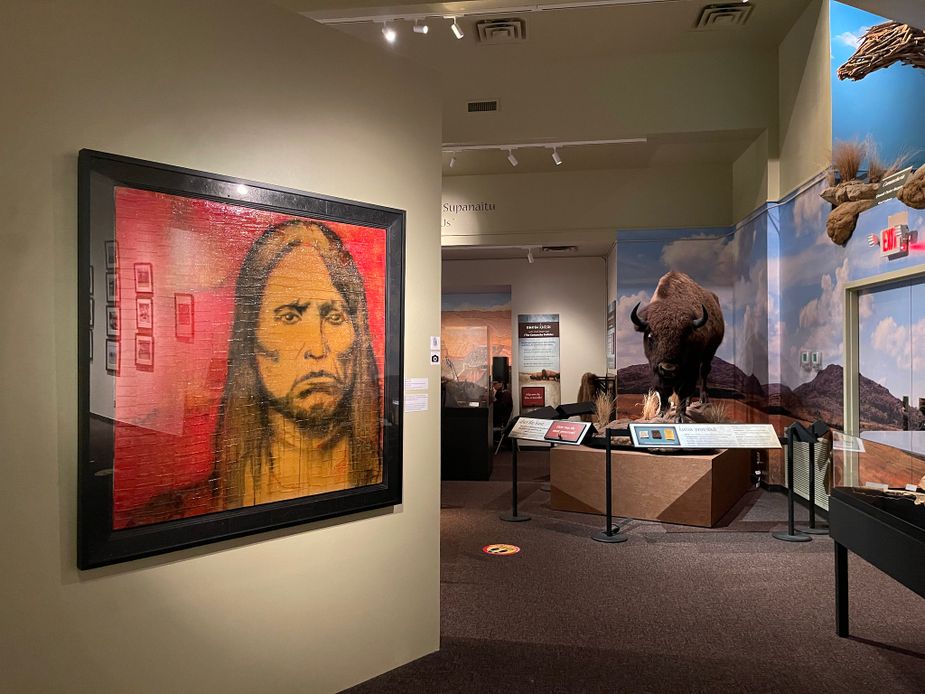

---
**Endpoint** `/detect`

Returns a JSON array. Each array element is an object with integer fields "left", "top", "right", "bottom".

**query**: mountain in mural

[
  {"left": 785, "top": 364, "right": 924, "bottom": 431},
  {"left": 441, "top": 310, "right": 512, "bottom": 358},
  {"left": 618, "top": 360, "right": 921, "bottom": 432},
  {"left": 616, "top": 357, "right": 765, "bottom": 400}
]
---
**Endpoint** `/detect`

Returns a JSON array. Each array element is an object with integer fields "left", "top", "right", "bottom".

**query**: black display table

[
  {"left": 829, "top": 486, "right": 925, "bottom": 637},
  {"left": 441, "top": 404, "right": 493, "bottom": 480}
]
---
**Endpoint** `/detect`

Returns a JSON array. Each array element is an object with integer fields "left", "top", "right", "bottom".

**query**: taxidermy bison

[{"left": 631, "top": 271, "right": 725, "bottom": 422}]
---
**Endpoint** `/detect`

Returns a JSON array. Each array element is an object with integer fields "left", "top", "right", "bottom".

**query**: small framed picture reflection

[
  {"left": 106, "top": 305, "right": 119, "bottom": 337},
  {"left": 136, "top": 297, "right": 153, "bottom": 330},
  {"left": 135, "top": 334, "right": 154, "bottom": 371},
  {"left": 105, "top": 339, "right": 119, "bottom": 374},
  {"left": 175, "top": 293, "right": 194, "bottom": 342},
  {"left": 134, "top": 263, "right": 153, "bottom": 293},
  {"left": 106, "top": 272, "right": 118, "bottom": 302},
  {"left": 105, "top": 241, "right": 117, "bottom": 269}
]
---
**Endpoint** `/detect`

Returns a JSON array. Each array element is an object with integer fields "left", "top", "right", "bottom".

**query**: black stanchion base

[
  {"left": 772, "top": 531, "right": 812, "bottom": 542},
  {"left": 592, "top": 529, "right": 628, "bottom": 543},
  {"left": 796, "top": 525, "right": 830, "bottom": 535},
  {"left": 500, "top": 513, "right": 531, "bottom": 522}
]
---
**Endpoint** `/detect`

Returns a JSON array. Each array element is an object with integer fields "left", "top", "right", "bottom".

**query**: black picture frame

[{"left": 78, "top": 149, "right": 405, "bottom": 569}]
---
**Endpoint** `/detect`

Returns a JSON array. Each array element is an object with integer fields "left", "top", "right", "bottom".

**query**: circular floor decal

[{"left": 482, "top": 544, "right": 521, "bottom": 556}]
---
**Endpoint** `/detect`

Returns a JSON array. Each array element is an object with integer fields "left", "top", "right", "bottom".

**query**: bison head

[{"left": 631, "top": 301, "right": 708, "bottom": 382}]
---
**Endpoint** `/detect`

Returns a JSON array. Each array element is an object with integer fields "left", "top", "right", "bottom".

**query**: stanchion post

[
  {"left": 593, "top": 427, "right": 627, "bottom": 543},
  {"left": 773, "top": 423, "right": 811, "bottom": 543},
  {"left": 798, "top": 432, "right": 830, "bottom": 535},
  {"left": 501, "top": 438, "right": 530, "bottom": 522}
]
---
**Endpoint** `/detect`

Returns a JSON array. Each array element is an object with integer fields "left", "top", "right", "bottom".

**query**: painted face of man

[{"left": 255, "top": 244, "right": 357, "bottom": 428}]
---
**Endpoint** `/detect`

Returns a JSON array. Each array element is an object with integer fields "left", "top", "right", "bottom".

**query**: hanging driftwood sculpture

[
  {"left": 898, "top": 166, "right": 925, "bottom": 208},
  {"left": 838, "top": 21, "right": 925, "bottom": 81}
]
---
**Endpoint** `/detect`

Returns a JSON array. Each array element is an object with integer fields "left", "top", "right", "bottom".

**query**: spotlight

[
  {"left": 527, "top": 248, "right": 534, "bottom": 264},
  {"left": 449, "top": 153, "right": 456, "bottom": 168},
  {"left": 382, "top": 23, "right": 397, "bottom": 43},
  {"left": 551, "top": 148, "right": 563, "bottom": 166},
  {"left": 450, "top": 17, "right": 464, "bottom": 39},
  {"left": 506, "top": 149, "right": 518, "bottom": 167},
  {"left": 413, "top": 20, "right": 429, "bottom": 34}
]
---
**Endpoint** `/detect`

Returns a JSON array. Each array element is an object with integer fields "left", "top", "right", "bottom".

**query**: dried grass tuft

[
  {"left": 700, "top": 400, "right": 729, "bottom": 423},
  {"left": 594, "top": 391, "right": 615, "bottom": 427},
  {"left": 832, "top": 140, "right": 866, "bottom": 182},
  {"left": 866, "top": 138, "right": 910, "bottom": 183},
  {"left": 640, "top": 390, "right": 661, "bottom": 420}
]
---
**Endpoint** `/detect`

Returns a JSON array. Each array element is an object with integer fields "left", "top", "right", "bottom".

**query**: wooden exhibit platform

[{"left": 550, "top": 445, "right": 752, "bottom": 527}]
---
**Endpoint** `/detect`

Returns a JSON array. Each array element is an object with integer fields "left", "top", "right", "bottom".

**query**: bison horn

[
  {"left": 631, "top": 303, "right": 648, "bottom": 331},
  {"left": 692, "top": 304, "right": 708, "bottom": 329}
]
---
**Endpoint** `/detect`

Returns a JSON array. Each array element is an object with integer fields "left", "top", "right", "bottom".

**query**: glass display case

[{"left": 829, "top": 432, "right": 924, "bottom": 638}]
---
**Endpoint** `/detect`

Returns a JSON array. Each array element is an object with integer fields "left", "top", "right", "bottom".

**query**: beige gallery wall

[{"left": 0, "top": 2, "right": 442, "bottom": 693}]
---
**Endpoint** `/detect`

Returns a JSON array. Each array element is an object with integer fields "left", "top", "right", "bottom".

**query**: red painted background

[{"left": 110, "top": 188, "right": 387, "bottom": 529}]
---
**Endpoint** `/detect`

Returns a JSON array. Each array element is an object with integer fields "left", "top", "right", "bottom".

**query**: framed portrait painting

[{"left": 78, "top": 149, "right": 405, "bottom": 569}]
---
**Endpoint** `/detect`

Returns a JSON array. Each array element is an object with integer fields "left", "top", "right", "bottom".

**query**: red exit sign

[{"left": 880, "top": 225, "right": 909, "bottom": 259}]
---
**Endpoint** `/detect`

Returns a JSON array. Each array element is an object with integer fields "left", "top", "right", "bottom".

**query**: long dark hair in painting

[{"left": 213, "top": 219, "right": 382, "bottom": 509}]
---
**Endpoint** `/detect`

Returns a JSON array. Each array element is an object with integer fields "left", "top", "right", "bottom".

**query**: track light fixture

[
  {"left": 505, "top": 149, "right": 518, "bottom": 167},
  {"left": 450, "top": 17, "right": 464, "bottom": 39},
  {"left": 413, "top": 20, "right": 429, "bottom": 34},
  {"left": 551, "top": 148, "right": 563, "bottom": 166},
  {"left": 381, "top": 23, "right": 396, "bottom": 43},
  {"left": 527, "top": 248, "right": 534, "bottom": 264},
  {"left": 448, "top": 153, "right": 457, "bottom": 168}
]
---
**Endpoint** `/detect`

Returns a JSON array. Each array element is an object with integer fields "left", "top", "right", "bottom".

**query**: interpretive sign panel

[
  {"left": 629, "top": 423, "right": 781, "bottom": 449},
  {"left": 518, "top": 313, "right": 560, "bottom": 412},
  {"left": 509, "top": 417, "right": 592, "bottom": 446}
]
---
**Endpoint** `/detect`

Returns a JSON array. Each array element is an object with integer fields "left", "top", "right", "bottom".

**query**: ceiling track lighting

[
  {"left": 450, "top": 17, "right": 464, "bottom": 39},
  {"left": 527, "top": 248, "right": 534, "bottom": 264},
  {"left": 442, "top": 137, "right": 645, "bottom": 170},
  {"left": 381, "top": 22, "right": 397, "bottom": 43},
  {"left": 413, "top": 20, "right": 429, "bottom": 34}
]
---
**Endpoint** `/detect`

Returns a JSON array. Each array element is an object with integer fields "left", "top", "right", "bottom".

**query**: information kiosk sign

[{"left": 629, "top": 423, "right": 781, "bottom": 449}]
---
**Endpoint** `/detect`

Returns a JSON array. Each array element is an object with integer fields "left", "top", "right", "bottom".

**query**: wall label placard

[{"left": 629, "top": 423, "right": 781, "bottom": 449}]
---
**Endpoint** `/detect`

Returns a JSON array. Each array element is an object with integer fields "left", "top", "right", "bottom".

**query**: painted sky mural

[{"left": 831, "top": 1, "right": 925, "bottom": 169}]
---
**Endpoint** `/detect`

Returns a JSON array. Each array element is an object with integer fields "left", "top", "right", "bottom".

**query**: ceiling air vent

[
  {"left": 467, "top": 99, "right": 499, "bottom": 113},
  {"left": 695, "top": 3, "right": 754, "bottom": 30},
  {"left": 476, "top": 18, "right": 527, "bottom": 45},
  {"left": 541, "top": 246, "right": 578, "bottom": 254}
]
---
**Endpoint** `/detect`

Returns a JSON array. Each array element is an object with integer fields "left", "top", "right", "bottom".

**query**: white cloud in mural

[
  {"left": 859, "top": 293, "right": 873, "bottom": 320},
  {"left": 767, "top": 292, "right": 783, "bottom": 385},
  {"left": 615, "top": 290, "right": 650, "bottom": 366},
  {"left": 793, "top": 183, "right": 827, "bottom": 238},
  {"left": 659, "top": 234, "right": 736, "bottom": 284},
  {"left": 796, "top": 259, "right": 850, "bottom": 384},
  {"left": 835, "top": 27, "right": 869, "bottom": 50},
  {"left": 872, "top": 316, "right": 925, "bottom": 373}
]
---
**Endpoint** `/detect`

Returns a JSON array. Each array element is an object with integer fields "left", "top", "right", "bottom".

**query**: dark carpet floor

[{"left": 347, "top": 450, "right": 925, "bottom": 693}]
